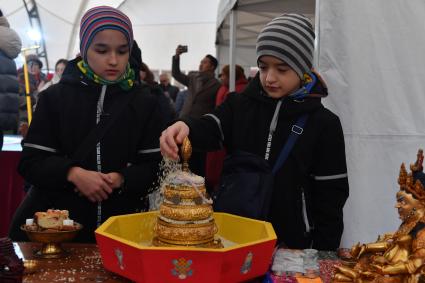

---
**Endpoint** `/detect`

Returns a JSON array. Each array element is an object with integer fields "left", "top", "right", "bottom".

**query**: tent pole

[
  {"left": 229, "top": 9, "right": 237, "bottom": 92},
  {"left": 313, "top": 0, "right": 320, "bottom": 70}
]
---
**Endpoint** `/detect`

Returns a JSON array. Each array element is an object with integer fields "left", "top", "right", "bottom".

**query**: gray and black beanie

[{"left": 256, "top": 13, "right": 315, "bottom": 79}]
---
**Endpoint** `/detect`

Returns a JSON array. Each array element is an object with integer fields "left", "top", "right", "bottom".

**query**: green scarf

[{"left": 77, "top": 60, "right": 135, "bottom": 91}]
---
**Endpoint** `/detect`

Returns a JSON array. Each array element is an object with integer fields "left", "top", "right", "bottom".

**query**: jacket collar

[{"left": 240, "top": 72, "right": 327, "bottom": 117}]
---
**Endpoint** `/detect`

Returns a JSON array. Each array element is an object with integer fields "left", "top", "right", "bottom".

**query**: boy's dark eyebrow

[{"left": 258, "top": 59, "right": 289, "bottom": 67}]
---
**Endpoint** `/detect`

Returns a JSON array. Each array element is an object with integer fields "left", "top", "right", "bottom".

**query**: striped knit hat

[
  {"left": 256, "top": 14, "right": 315, "bottom": 79},
  {"left": 79, "top": 6, "right": 133, "bottom": 62}
]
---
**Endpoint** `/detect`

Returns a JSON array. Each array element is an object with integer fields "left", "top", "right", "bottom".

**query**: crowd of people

[{"left": 1, "top": 6, "right": 351, "bottom": 251}]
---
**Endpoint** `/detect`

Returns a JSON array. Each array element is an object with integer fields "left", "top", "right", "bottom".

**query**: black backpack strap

[
  {"left": 72, "top": 91, "right": 134, "bottom": 162},
  {"left": 272, "top": 114, "right": 309, "bottom": 174}
]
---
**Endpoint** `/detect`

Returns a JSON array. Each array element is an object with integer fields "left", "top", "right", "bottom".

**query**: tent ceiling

[
  {"left": 0, "top": 0, "right": 125, "bottom": 70},
  {"left": 1, "top": 0, "right": 219, "bottom": 72},
  {"left": 216, "top": 0, "right": 315, "bottom": 68}
]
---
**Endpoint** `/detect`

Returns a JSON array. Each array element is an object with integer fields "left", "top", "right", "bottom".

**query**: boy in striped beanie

[
  {"left": 256, "top": 13, "right": 317, "bottom": 100},
  {"left": 160, "top": 13, "right": 349, "bottom": 251}
]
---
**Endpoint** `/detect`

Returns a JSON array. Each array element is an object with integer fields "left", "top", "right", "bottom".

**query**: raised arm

[{"left": 171, "top": 45, "right": 189, "bottom": 86}]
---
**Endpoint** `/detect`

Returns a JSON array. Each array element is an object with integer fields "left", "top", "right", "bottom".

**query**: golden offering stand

[
  {"left": 152, "top": 136, "right": 223, "bottom": 248},
  {"left": 21, "top": 224, "right": 82, "bottom": 259}
]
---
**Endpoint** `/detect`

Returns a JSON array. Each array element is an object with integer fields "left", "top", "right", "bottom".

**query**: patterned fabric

[
  {"left": 256, "top": 13, "right": 315, "bottom": 79},
  {"left": 288, "top": 72, "right": 317, "bottom": 100},
  {"left": 77, "top": 60, "right": 135, "bottom": 91},
  {"left": 79, "top": 5, "right": 133, "bottom": 62}
]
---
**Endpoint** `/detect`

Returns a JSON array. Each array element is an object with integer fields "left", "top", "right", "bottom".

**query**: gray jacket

[
  {"left": 0, "top": 15, "right": 22, "bottom": 131},
  {"left": 172, "top": 55, "right": 220, "bottom": 118}
]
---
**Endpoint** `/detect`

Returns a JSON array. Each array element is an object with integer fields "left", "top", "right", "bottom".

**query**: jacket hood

[
  {"left": 0, "top": 16, "right": 9, "bottom": 28},
  {"left": 60, "top": 57, "right": 85, "bottom": 85},
  {"left": 241, "top": 72, "right": 328, "bottom": 117},
  {"left": 0, "top": 25, "right": 22, "bottom": 59}
]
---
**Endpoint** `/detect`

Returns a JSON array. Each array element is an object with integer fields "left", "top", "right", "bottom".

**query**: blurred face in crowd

[
  {"left": 258, "top": 55, "right": 301, "bottom": 99},
  {"left": 86, "top": 29, "right": 130, "bottom": 81},
  {"left": 220, "top": 72, "right": 229, "bottom": 86},
  {"left": 159, "top": 74, "right": 169, "bottom": 86},
  {"left": 139, "top": 70, "right": 147, "bottom": 81},
  {"left": 28, "top": 61, "right": 41, "bottom": 75},
  {"left": 199, "top": 56, "right": 214, "bottom": 73},
  {"left": 55, "top": 63, "right": 66, "bottom": 77}
]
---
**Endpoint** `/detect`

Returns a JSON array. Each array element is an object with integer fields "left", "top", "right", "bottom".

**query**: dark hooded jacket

[
  {"left": 10, "top": 58, "right": 165, "bottom": 242},
  {"left": 0, "top": 12, "right": 21, "bottom": 139},
  {"left": 182, "top": 73, "right": 349, "bottom": 250}
]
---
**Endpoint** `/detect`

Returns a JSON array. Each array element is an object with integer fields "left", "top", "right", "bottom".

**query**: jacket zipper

[
  {"left": 95, "top": 85, "right": 107, "bottom": 227},
  {"left": 264, "top": 99, "right": 283, "bottom": 160}
]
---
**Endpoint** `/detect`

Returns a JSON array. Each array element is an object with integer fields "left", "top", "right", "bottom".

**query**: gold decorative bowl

[
  {"left": 20, "top": 223, "right": 82, "bottom": 258},
  {"left": 159, "top": 203, "right": 213, "bottom": 221},
  {"left": 164, "top": 184, "right": 206, "bottom": 200},
  {"left": 155, "top": 219, "right": 217, "bottom": 244}
]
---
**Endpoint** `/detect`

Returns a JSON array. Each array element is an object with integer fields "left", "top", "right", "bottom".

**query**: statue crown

[{"left": 398, "top": 149, "right": 425, "bottom": 200}]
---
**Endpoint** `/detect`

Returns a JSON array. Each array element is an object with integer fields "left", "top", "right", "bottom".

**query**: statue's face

[{"left": 396, "top": 190, "right": 421, "bottom": 221}]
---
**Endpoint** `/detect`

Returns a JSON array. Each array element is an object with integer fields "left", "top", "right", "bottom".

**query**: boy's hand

[{"left": 159, "top": 121, "right": 189, "bottom": 160}]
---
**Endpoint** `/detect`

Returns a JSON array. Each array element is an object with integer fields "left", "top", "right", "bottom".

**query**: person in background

[
  {"left": 131, "top": 46, "right": 176, "bottom": 123},
  {"left": 205, "top": 64, "right": 248, "bottom": 191},
  {"left": 159, "top": 73, "right": 179, "bottom": 102},
  {"left": 174, "top": 89, "right": 189, "bottom": 116},
  {"left": 172, "top": 47, "right": 220, "bottom": 119},
  {"left": 139, "top": 61, "right": 156, "bottom": 86},
  {"left": 0, "top": 9, "right": 22, "bottom": 150},
  {"left": 17, "top": 54, "right": 47, "bottom": 137},
  {"left": 171, "top": 46, "right": 220, "bottom": 175},
  {"left": 160, "top": 14, "right": 349, "bottom": 251},
  {"left": 9, "top": 6, "right": 166, "bottom": 243},
  {"left": 38, "top": 59, "right": 68, "bottom": 92}
]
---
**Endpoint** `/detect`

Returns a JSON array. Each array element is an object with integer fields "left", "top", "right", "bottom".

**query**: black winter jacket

[
  {"left": 183, "top": 74, "right": 349, "bottom": 250},
  {"left": 14, "top": 59, "right": 166, "bottom": 242},
  {"left": 0, "top": 50, "right": 19, "bottom": 132}
]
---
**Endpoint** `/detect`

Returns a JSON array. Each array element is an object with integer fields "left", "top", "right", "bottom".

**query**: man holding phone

[
  {"left": 171, "top": 45, "right": 220, "bottom": 176},
  {"left": 172, "top": 45, "right": 220, "bottom": 119}
]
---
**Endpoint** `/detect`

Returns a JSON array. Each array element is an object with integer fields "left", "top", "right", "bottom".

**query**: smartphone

[{"left": 180, "top": 45, "right": 188, "bottom": 53}]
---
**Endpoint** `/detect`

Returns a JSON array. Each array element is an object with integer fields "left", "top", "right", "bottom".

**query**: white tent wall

[
  {"left": 317, "top": 0, "right": 425, "bottom": 247},
  {"left": 128, "top": 23, "right": 216, "bottom": 72},
  {"left": 216, "top": 0, "right": 315, "bottom": 72}
]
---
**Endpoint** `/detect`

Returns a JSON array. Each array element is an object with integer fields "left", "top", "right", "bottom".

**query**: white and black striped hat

[{"left": 256, "top": 14, "right": 315, "bottom": 79}]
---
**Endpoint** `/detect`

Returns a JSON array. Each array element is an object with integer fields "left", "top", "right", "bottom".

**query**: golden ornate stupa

[{"left": 153, "top": 137, "right": 222, "bottom": 248}]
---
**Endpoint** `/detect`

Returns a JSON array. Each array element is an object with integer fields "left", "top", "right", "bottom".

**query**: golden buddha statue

[{"left": 334, "top": 149, "right": 425, "bottom": 283}]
